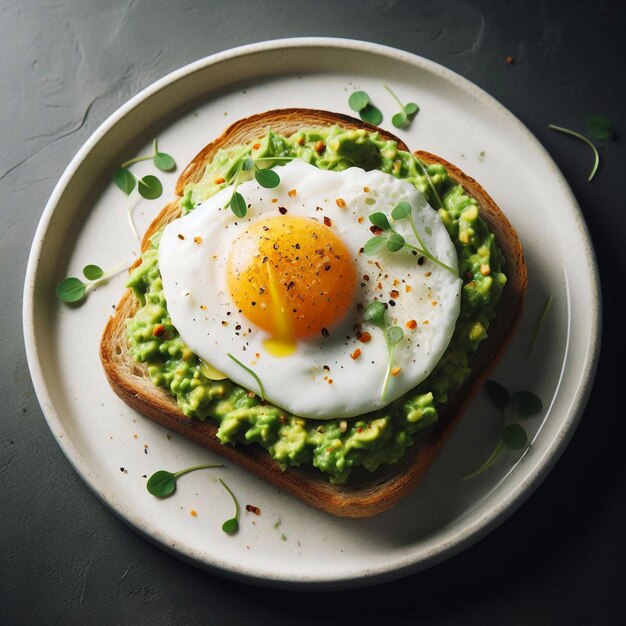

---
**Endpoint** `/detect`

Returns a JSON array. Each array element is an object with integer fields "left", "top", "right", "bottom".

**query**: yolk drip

[{"left": 227, "top": 215, "right": 357, "bottom": 355}]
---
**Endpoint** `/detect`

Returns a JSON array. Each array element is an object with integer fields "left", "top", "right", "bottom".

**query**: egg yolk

[{"left": 227, "top": 216, "right": 357, "bottom": 353}]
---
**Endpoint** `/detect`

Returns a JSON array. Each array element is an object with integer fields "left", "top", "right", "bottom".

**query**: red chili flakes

[
  {"left": 327, "top": 379, "right": 333, "bottom": 385},
  {"left": 391, "top": 366, "right": 402, "bottom": 376},
  {"left": 297, "top": 136, "right": 305, "bottom": 145},
  {"left": 315, "top": 140, "right": 325, "bottom": 153},
  {"left": 323, "top": 216, "right": 332, "bottom": 227},
  {"left": 425, "top": 271, "right": 432, "bottom": 277},
  {"left": 221, "top": 321, "right": 229, "bottom": 326},
  {"left": 406, "top": 319, "right": 417, "bottom": 329},
  {"left": 193, "top": 236, "right": 203, "bottom": 244},
  {"left": 405, "top": 285, "right": 412, "bottom": 293},
  {"left": 358, "top": 331, "right": 372, "bottom": 343},
  {"left": 336, "top": 198, "right": 347, "bottom": 209},
  {"left": 362, "top": 274, "right": 370, "bottom": 281},
  {"left": 279, "top": 206, "right": 288, "bottom": 215},
  {"left": 431, "top": 300, "right": 438, "bottom": 306},
  {"left": 363, "top": 186, "right": 370, "bottom": 193},
  {"left": 505, "top": 55, "right": 515, "bottom": 65},
  {"left": 351, "top": 348, "right": 362, "bottom": 360},
  {"left": 370, "top": 225, "right": 383, "bottom": 235},
  {"left": 390, "top": 289, "right": 400, "bottom": 299},
  {"left": 190, "top": 510, "right": 198, "bottom": 517},
  {"left": 177, "top": 234, "right": 185, "bottom": 240},
  {"left": 214, "top": 177, "right": 225, "bottom": 185},
  {"left": 200, "top": 304, "right": 207, "bottom": 311},
  {"left": 288, "top": 189, "right": 297, "bottom": 197},
  {"left": 357, "top": 216, "right": 364, "bottom": 223},
  {"left": 271, "top": 198, "right": 278, "bottom": 204},
  {"left": 246, "top": 504, "right": 261, "bottom": 515},
  {"left": 253, "top": 142, "right": 261, "bottom": 150},
  {"left": 153, "top": 324, "right": 165, "bottom": 337}
]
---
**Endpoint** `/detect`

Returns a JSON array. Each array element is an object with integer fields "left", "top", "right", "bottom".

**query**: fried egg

[{"left": 159, "top": 160, "right": 461, "bottom": 419}]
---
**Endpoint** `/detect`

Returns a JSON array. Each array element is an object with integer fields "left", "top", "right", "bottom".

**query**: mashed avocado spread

[{"left": 126, "top": 126, "right": 506, "bottom": 483}]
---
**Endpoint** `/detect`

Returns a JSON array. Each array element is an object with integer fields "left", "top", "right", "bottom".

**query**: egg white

[{"left": 159, "top": 160, "right": 461, "bottom": 419}]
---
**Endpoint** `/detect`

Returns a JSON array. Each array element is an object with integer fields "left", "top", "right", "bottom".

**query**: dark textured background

[{"left": 2, "top": 0, "right": 625, "bottom": 624}]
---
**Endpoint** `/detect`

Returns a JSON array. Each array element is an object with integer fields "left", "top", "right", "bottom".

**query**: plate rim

[{"left": 22, "top": 36, "right": 602, "bottom": 589}]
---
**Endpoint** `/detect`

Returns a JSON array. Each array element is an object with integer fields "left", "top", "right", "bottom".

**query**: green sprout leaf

[
  {"left": 391, "top": 201, "right": 412, "bottom": 220},
  {"left": 548, "top": 124, "right": 600, "bottom": 182},
  {"left": 56, "top": 277, "right": 87, "bottom": 303},
  {"left": 502, "top": 423, "right": 528, "bottom": 450},
  {"left": 384, "top": 84, "right": 419, "bottom": 128},
  {"left": 587, "top": 115, "right": 613, "bottom": 140},
  {"left": 153, "top": 151, "right": 176, "bottom": 172},
  {"left": 368, "top": 212, "right": 391, "bottom": 230},
  {"left": 363, "top": 236, "right": 386, "bottom": 256},
  {"left": 113, "top": 167, "right": 136, "bottom": 195},
  {"left": 485, "top": 380, "right": 511, "bottom": 412},
  {"left": 219, "top": 478, "right": 240, "bottom": 535},
  {"left": 146, "top": 463, "right": 222, "bottom": 498},
  {"left": 229, "top": 192, "right": 247, "bottom": 218},
  {"left": 82, "top": 264, "right": 103, "bottom": 281},
  {"left": 359, "top": 104, "right": 383, "bottom": 126},
  {"left": 363, "top": 300, "right": 386, "bottom": 328},
  {"left": 386, "top": 232, "right": 405, "bottom": 252},
  {"left": 348, "top": 91, "right": 370, "bottom": 112},
  {"left": 255, "top": 168, "right": 280, "bottom": 189},
  {"left": 387, "top": 326, "right": 404, "bottom": 345},
  {"left": 511, "top": 391, "right": 543, "bottom": 419},
  {"left": 138, "top": 175, "right": 163, "bottom": 200},
  {"left": 242, "top": 157, "right": 255, "bottom": 171},
  {"left": 146, "top": 470, "right": 177, "bottom": 498},
  {"left": 404, "top": 102, "right": 419, "bottom": 117},
  {"left": 392, "top": 112, "right": 408, "bottom": 128}
]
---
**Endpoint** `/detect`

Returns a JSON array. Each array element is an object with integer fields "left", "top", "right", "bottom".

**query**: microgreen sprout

[
  {"left": 348, "top": 90, "right": 383, "bottom": 126},
  {"left": 120, "top": 138, "right": 177, "bottom": 172},
  {"left": 56, "top": 258, "right": 130, "bottom": 304},
  {"left": 363, "top": 301, "right": 404, "bottom": 400},
  {"left": 587, "top": 115, "right": 613, "bottom": 141},
  {"left": 527, "top": 294, "right": 554, "bottom": 359},
  {"left": 363, "top": 203, "right": 458, "bottom": 276},
  {"left": 383, "top": 84, "right": 419, "bottom": 129},
  {"left": 548, "top": 124, "right": 600, "bottom": 182},
  {"left": 463, "top": 380, "right": 543, "bottom": 480},
  {"left": 223, "top": 153, "right": 288, "bottom": 218},
  {"left": 114, "top": 139, "right": 175, "bottom": 238},
  {"left": 227, "top": 353, "right": 266, "bottom": 401},
  {"left": 145, "top": 463, "right": 222, "bottom": 498},
  {"left": 219, "top": 479, "right": 240, "bottom": 534}
]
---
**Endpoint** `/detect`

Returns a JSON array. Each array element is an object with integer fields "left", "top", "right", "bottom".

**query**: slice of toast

[{"left": 100, "top": 109, "right": 527, "bottom": 517}]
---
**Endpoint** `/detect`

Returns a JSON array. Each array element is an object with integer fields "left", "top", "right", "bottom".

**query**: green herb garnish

[
  {"left": 364, "top": 202, "right": 457, "bottom": 276},
  {"left": 348, "top": 90, "right": 383, "bottom": 126},
  {"left": 363, "top": 300, "right": 404, "bottom": 400},
  {"left": 227, "top": 353, "right": 266, "bottom": 400},
  {"left": 548, "top": 124, "right": 600, "bottom": 182},
  {"left": 224, "top": 153, "right": 287, "bottom": 218},
  {"left": 527, "top": 294, "right": 554, "bottom": 359},
  {"left": 219, "top": 479, "right": 240, "bottom": 534},
  {"left": 587, "top": 115, "right": 613, "bottom": 141},
  {"left": 120, "top": 138, "right": 177, "bottom": 172},
  {"left": 56, "top": 259, "right": 130, "bottom": 304},
  {"left": 463, "top": 381, "right": 542, "bottom": 480},
  {"left": 384, "top": 84, "right": 419, "bottom": 129},
  {"left": 146, "top": 463, "right": 222, "bottom": 498}
]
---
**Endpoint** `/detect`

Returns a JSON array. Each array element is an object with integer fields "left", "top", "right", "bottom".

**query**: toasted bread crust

[{"left": 100, "top": 109, "right": 526, "bottom": 517}]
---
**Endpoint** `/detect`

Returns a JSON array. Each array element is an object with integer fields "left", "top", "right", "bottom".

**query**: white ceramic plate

[{"left": 23, "top": 38, "right": 600, "bottom": 589}]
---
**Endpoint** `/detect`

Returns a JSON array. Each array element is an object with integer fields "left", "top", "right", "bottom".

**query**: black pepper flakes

[{"left": 321, "top": 328, "right": 329, "bottom": 337}]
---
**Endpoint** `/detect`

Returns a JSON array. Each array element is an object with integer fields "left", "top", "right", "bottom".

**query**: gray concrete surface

[{"left": 2, "top": 0, "right": 624, "bottom": 624}]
